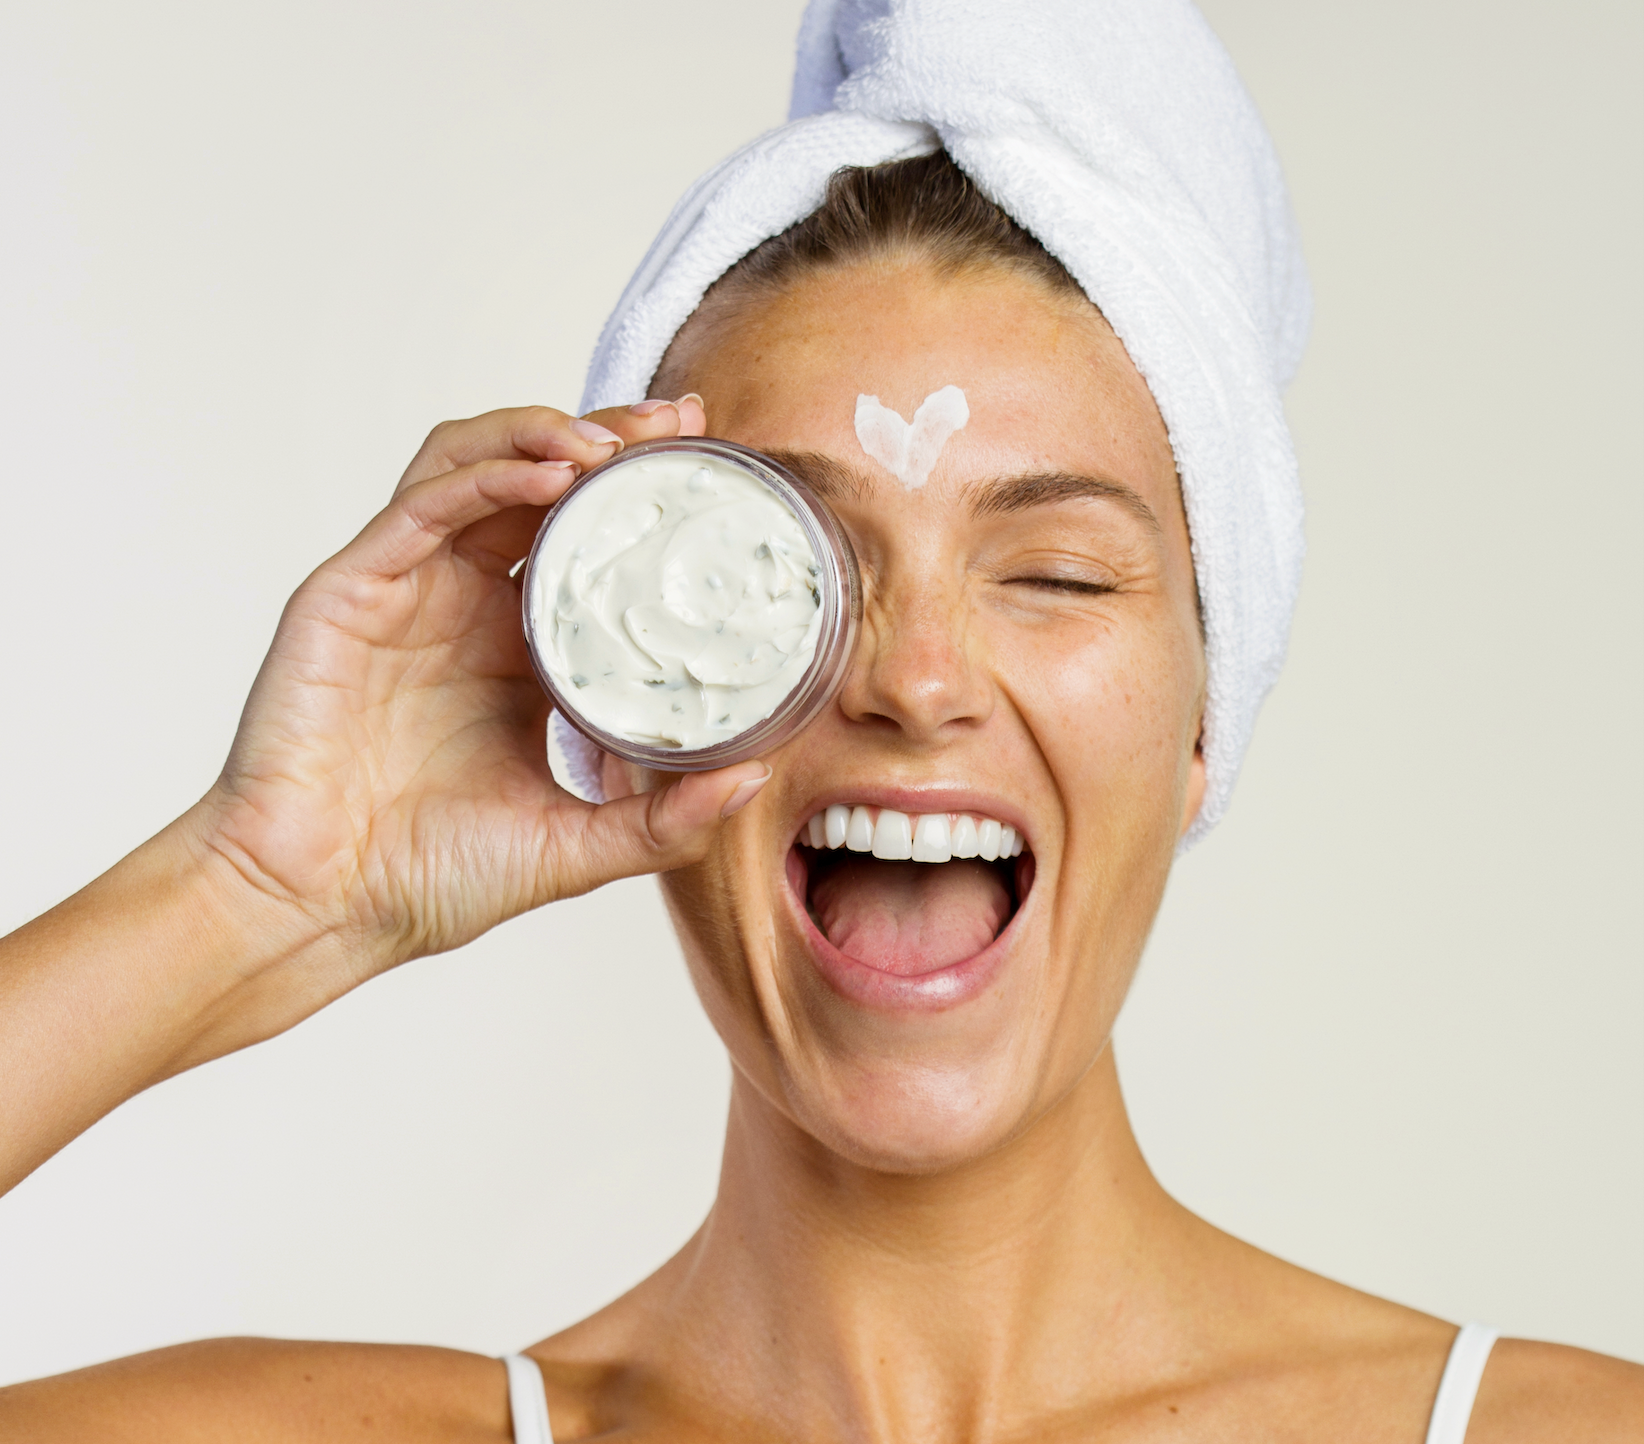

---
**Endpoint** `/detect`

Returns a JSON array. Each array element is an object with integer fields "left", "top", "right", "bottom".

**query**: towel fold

[{"left": 563, "top": 0, "right": 1309, "bottom": 845}]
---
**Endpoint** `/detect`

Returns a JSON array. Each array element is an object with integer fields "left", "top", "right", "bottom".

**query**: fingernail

[
  {"left": 571, "top": 418, "right": 623, "bottom": 447},
  {"left": 536, "top": 458, "right": 577, "bottom": 471},
  {"left": 627, "top": 399, "right": 675, "bottom": 417},
  {"left": 720, "top": 765, "right": 772, "bottom": 819},
  {"left": 674, "top": 393, "right": 705, "bottom": 409}
]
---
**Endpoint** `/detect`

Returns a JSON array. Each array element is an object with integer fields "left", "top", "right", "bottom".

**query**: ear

[{"left": 1178, "top": 728, "right": 1207, "bottom": 840}]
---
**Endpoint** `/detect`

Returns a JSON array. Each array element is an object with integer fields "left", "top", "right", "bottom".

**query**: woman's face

[{"left": 615, "top": 259, "right": 1205, "bottom": 1173}]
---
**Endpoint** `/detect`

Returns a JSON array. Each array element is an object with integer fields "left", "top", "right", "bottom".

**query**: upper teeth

[{"left": 801, "top": 805, "right": 1025, "bottom": 863}]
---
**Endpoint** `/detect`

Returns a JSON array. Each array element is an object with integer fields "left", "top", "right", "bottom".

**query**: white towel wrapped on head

[{"left": 559, "top": 0, "right": 1309, "bottom": 846}]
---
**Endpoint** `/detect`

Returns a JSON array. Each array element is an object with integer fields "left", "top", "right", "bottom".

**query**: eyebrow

[
  {"left": 966, "top": 471, "right": 1162, "bottom": 533},
  {"left": 764, "top": 449, "right": 1161, "bottom": 534},
  {"left": 763, "top": 449, "right": 874, "bottom": 502}
]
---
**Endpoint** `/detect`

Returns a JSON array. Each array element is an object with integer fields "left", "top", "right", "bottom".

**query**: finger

[
  {"left": 442, "top": 394, "right": 714, "bottom": 582},
  {"left": 581, "top": 392, "right": 710, "bottom": 450},
  {"left": 396, "top": 406, "right": 624, "bottom": 494},
  {"left": 452, "top": 503, "right": 551, "bottom": 580},
  {"left": 580, "top": 399, "right": 681, "bottom": 449},
  {"left": 551, "top": 762, "right": 773, "bottom": 893},
  {"left": 339, "top": 458, "right": 581, "bottom": 583},
  {"left": 674, "top": 393, "right": 708, "bottom": 436}
]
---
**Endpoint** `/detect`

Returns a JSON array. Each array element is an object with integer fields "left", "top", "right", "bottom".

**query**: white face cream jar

[{"left": 522, "top": 438, "right": 860, "bottom": 770}]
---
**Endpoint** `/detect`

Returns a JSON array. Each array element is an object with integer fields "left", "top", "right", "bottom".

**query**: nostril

[{"left": 834, "top": 605, "right": 997, "bottom": 743}]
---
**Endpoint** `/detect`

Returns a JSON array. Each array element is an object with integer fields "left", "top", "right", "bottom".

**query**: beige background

[{"left": 0, "top": 0, "right": 1638, "bottom": 1384}]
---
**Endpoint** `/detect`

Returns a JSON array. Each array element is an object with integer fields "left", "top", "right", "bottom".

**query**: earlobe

[{"left": 1179, "top": 732, "right": 1207, "bottom": 839}]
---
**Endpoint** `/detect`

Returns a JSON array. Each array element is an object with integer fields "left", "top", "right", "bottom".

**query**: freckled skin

[
  {"left": 626, "top": 260, "right": 1207, "bottom": 1173},
  {"left": 531, "top": 261, "right": 1642, "bottom": 1441},
  {"left": 9, "top": 261, "right": 1637, "bottom": 1442}
]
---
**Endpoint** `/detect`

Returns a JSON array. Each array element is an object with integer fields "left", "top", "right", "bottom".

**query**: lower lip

[{"left": 781, "top": 848, "right": 1031, "bottom": 1013}]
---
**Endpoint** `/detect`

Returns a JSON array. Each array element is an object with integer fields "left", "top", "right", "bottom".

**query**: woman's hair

[
  {"left": 654, "top": 149, "right": 1086, "bottom": 390},
  {"left": 731, "top": 148, "right": 1081, "bottom": 297}
]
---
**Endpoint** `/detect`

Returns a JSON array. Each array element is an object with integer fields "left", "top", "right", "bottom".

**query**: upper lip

[{"left": 786, "top": 785, "right": 1035, "bottom": 850}]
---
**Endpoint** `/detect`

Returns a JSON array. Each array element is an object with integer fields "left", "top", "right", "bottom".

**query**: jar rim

[{"left": 520, "top": 437, "right": 861, "bottom": 771}]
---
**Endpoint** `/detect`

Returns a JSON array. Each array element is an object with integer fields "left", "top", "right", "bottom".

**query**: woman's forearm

[{"left": 0, "top": 804, "right": 356, "bottom": 1198}]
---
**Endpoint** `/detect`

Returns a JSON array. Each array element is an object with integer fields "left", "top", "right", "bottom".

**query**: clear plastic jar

[{"left": 521, "top": 437, "right": 860, "bottom": 770}]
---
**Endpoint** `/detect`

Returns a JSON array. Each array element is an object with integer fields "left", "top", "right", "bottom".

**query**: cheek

[
  {"left": 659, "top": 855, "right": 742, "bottom": 976},
  {"left": 657, "top": 833, "right": 781, "bottom": 1037},
  {"left": 1000, "top": 612, "right": 1198, "bottom": 830}
]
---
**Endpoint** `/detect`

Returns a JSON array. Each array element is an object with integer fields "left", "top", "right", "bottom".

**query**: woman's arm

[
  {"left": 0, "top": 398, "right": 767, "bottom": 1199},
  {"left": 0, "top": 1339, "right": 514, "bottom": 1442}
]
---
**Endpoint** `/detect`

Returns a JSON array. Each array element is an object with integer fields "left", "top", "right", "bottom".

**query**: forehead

[{"left": 682, "top": 260, "right": 1176, "bottom": 498}]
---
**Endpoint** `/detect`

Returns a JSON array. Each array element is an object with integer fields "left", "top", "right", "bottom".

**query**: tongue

[{"left": 810, "top": 859, "right": 1011, "bottom": 976}]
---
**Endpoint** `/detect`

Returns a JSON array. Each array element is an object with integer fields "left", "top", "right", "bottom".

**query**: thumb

[{"left": 549, "top": 762, "right": 772, "bottom": 895}]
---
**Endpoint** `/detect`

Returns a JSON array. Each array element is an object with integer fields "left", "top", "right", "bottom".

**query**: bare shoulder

[
  {"left": 0, "top": 1336, "right": 512, "bottom": 1443},
  {"left": 1469, "top": 1338, "right": 1644, "bottom": 1442}
]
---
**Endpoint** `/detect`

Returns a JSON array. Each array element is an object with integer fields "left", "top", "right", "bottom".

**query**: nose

[{"left": 835, "top": 558, "right": 995, "bottom": 745}]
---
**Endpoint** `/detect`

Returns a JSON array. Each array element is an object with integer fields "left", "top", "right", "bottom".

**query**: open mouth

[{"left": 785, "top": 804, "right": 1036, "bottom": 990}]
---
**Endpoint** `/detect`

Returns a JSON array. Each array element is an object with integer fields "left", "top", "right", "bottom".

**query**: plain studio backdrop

[{"left": 1, "top": 0, "right": 1639, "bottom": 1384}]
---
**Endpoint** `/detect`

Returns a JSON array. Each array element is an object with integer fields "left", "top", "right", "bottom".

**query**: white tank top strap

[
  {"left": 502, "top": 1352, "right": 554, "bottom": 1444},
  {"left": 499, "top": 1327, "right": 1498, "bottom": 1443},
  {"left": 1424, "top": 1323, "right": 1499, "bottom": 1444}
]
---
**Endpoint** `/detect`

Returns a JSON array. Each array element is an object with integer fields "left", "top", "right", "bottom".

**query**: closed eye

[{"left": 1009, "top": 576, "right": 1117, "bottom": 596}]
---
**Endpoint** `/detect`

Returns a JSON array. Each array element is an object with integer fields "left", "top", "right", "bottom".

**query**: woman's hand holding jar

[{"left": 0, "top": 396, "right": 769, "bottom": 1198}]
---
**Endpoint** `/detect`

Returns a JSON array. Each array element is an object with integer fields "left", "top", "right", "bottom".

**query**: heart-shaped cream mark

[{"left": 854, "top": 385, "right": 970, "bottom": 490}]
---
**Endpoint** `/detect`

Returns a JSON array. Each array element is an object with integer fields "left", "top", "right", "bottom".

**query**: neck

[{"left": 641, "top": 1048, "right": 1204, "bottom": 1440}]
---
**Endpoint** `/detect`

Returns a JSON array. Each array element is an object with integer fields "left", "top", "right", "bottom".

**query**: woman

[{"left": 1, "top": 1, "right": 1638, "bottom": 1439}]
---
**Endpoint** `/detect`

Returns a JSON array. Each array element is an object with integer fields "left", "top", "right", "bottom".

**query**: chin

[
  {"left": 667, "top": 785, "right": 1101, "bottom": 1176},
  {"left": 776, "top": 1048, "right": 1048, "bottom": 1175},
  {"left": 664, "top": 772, "right": 1171, "bottom": 1179}
]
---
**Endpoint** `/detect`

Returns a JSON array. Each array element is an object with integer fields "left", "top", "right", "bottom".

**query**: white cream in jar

[{"left": 528, "top": 448, "right": 825, "bottom": 751}]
